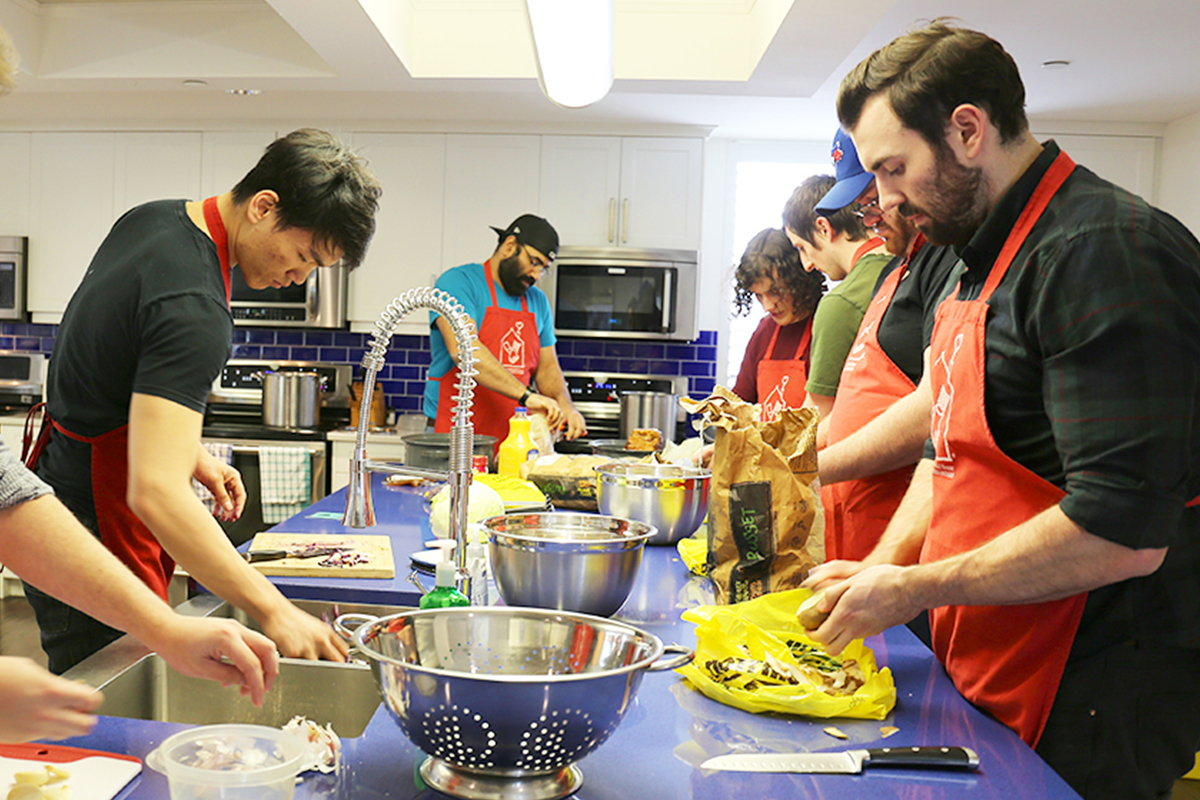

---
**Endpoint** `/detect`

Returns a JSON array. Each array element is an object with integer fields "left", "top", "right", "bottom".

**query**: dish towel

[
  {"left": 259, "top": 445, "right": 313, "bottom": 524},
  {"left": 192, "top": 442, "right": 234, "bottom": 515}
]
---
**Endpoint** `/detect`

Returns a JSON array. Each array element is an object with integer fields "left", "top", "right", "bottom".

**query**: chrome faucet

[{"left": 343, "top": 287, "right": 478, "bottom": 588}]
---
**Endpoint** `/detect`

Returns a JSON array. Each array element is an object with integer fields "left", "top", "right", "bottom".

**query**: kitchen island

[{"left": 59, "top": 475, "right": 1082, "bottom": 799}]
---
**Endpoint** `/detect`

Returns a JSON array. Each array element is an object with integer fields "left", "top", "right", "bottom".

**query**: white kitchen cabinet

[
  {"left": 1033, "top": 133, "right": 1158, "bottom": 201},
  {"left": 115, "top": 132, "right": 203, "bottom": 211},
  {"left": 29, "top": 132, "right": 203, "bottom": 322},
  {"left": 201, "top": 130, "right": 277, "bottom": 198},
  {"left": 441, "top": 134, "right": 542, "bottom": 269},
  {"left": 348, "top": 132, "right": 446, "bottom": 333},
  {"left": 0, "top": 133, "right": 31, "bottom": 235},
  {"left": 28, "top": 132, "right": 117, "bottom": 320},
  {"left": 540, "top": 136, "right": 703, "bottom": 251}
]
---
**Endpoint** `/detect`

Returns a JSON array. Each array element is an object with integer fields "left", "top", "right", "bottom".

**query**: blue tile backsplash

[{"left": 9, "top": 322, "right": 719, "bottom": 417}]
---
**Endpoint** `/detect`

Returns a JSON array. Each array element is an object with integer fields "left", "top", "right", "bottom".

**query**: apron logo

[
  {"left": 500, "top": 321, "right": 527, "bottom": 377},
  {"left": 760, "top": 374, "right": 788, "bottom": 423},
  {"left": 843, "top": 321, "right": 874, "bottom": 375},
  {"left": 931, "top": 332, "right": 965, "bottom": 478}
]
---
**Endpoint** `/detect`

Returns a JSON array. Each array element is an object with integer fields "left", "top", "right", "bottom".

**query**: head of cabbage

[{"left": 428, "top": 482, "right": 505, "bottom": 540}]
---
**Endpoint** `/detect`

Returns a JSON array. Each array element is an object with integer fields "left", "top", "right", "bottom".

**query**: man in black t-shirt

[{"left": 30, "top": 129, "right": 382, "bottom": 673}]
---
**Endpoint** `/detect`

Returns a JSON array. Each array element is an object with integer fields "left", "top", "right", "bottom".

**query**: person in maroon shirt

[{"left": 731, "top": 228, "right": 827, "bottom": 405}]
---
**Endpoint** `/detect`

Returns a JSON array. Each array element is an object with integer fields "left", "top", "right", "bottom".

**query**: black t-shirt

[
  {"left": 37, "top": 200, "right": 232, "bottom": 526},
  {"left": 871, "top": 243, "right": 961, "bottom": 385}
]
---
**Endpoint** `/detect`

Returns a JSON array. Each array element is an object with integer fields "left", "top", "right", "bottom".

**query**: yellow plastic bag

[
  {"left": 676, "top": 587, "right": 896, "bottom": 720},
  {"left": 677, "top": 532, "right": 708, "bottom": 576}
]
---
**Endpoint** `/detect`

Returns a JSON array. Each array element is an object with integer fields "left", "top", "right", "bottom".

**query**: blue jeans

[{"left": 22, "top": 582, "right": 124, "bottom": 674}]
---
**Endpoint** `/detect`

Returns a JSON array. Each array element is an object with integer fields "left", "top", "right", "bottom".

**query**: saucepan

[{"left": 255, "top": 371, "right": 325, "bottom": 430}]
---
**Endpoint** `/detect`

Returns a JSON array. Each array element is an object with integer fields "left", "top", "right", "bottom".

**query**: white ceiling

[{"left": 1, "top": 0, "right": 1199, "bottom": 140}]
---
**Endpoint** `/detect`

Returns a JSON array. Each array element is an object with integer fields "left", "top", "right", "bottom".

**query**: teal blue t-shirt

[{"left": 423, "top": 262, "right": 556, "bottom": 419}]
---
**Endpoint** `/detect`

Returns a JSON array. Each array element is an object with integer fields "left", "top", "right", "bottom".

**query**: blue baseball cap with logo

[{"left": 814, "top": 128, "right": 876, "bottom": 214}]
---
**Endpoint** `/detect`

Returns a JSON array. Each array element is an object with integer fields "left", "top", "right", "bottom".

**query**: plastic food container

[{"left": 146, "top": 724, "right": 308, "bottom": 800}]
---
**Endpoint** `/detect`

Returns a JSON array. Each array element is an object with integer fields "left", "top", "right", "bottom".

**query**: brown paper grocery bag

[{"left": 682, "top": 387, "right": 824, "bottom": 604}]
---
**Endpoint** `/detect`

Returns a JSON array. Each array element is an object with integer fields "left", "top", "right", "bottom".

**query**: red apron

[
  {"left": 923, "top": 152, "right": 1083, "bottom": 746},
  {"left": 822, "top": 234, "right": 926, "bottom": 561},
  {"left": 436, "top": 262, "right": 540, "bottom": 449},
  {"left": 26, "top": 196, "right": 233, "bottom": 602},
  {"left": 756, "top": 317, "right": 812, "bottom": 423}
]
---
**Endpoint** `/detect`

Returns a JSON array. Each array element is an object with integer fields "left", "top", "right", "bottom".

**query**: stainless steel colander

[{"left": 339, "top": 606, "right": 692, "bottom": 800}]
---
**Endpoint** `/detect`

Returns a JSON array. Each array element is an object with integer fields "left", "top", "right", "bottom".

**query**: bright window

[{"left": 725, "top": 158, "right": 829, "bottom": 386}]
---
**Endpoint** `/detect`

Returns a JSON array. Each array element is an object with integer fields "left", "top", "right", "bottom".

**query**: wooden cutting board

[
  {"left": 246, "top": 532, "right": 395, "bottom": 579},
  {"left": 0, "top": 743, "right": 142, "bottom": 800}
]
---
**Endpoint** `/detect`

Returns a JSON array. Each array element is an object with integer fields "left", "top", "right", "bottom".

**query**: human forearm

[
  {"left": 908, "top": 504, "right": 1166, "bottom": 609},
  {"left": 863, "top": 458, "right": 933, "bottom": 567},
  {"left": 0, "top": 496, "right": 182, "bottom": 640},
  {"left": 819, "top": 371, "right": 931, "bottom": 484}
]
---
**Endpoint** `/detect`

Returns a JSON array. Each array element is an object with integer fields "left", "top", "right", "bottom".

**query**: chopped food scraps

[
  {"left": 283, "top": 715, "right": 341, "bottom": 774},
  {"left": 824, "top": 726, "right": 849, "bottom": 740}
]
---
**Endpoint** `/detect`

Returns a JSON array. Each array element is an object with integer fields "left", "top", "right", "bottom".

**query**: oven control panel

[{"left": 210, "top": 360, "right": 354, "bottom": 407}]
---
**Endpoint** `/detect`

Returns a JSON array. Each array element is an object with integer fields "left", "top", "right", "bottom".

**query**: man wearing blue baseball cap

[{"left": 781, "top": 130, "right": 891, "bottom": 424}]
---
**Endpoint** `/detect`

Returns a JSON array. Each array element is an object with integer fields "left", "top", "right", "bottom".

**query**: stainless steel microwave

[
  {"left": 540, "top": 246, "right": 698, "bottom": 341},
  {"left": 0, "top": 237, "right": 28, "bottom": 321},
  {"left": 228, "top": 265, "right": 347, "bottom": 328}
]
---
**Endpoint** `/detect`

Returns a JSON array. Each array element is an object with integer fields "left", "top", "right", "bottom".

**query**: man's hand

[
  {"left": 0, "top": 657, "right": 103, "bottom": 743},
  {"left": 802, "top": 564, "right": 921, "bottom": 656},
  {"left": 802, "top": 559, "right": 870, "bottom": 591},
  {"left": 260, "top": 605, "right": 349, "bottom": 663},
  {"left": 193, "top": 445, "right": 246, "bottom": 522},
  {"left": 150, "top": 616, "right": 280, "bottom": 707},
  {"left": 561, "top": 409, "right": 588, "bottom": 440},
  {"left": 526, "top": 394, "right": 565, "bottom": 429}
]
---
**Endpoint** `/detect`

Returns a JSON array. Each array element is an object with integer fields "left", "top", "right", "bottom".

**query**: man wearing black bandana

[{"left": 424, "top": 214, "right": 587, "bottom": 447}]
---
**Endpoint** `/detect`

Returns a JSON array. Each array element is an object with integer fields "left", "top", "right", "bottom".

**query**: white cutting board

[{"left": 0, "top": 743, "right": 142, "bottom": 800}]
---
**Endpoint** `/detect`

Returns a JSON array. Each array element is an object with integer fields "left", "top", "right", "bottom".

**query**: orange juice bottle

[{"left": 498, "top": 407, "right": 540, "bottom": 477}]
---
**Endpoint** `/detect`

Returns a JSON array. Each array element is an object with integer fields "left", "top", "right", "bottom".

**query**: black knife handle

[
  {"left": 864, "top": 746, "right": 979, "bottom": 770},
  {"left": 246, "top": 549, "right": 288, "bottom": 563}
]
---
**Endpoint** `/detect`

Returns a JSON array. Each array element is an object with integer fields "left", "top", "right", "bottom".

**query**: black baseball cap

[{"left": 490, "top": 214, "right": 559, "bottom": 262}]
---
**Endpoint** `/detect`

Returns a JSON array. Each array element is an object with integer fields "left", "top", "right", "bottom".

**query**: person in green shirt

[{"left": 782, "top": 148, "right": 892, "bottom": 424}]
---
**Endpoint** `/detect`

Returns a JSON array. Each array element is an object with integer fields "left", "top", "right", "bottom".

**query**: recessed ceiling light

[
  {"left": 1042, "top": 60, "right": 1071, "bottom": 69},
  {"left": 182, "top": 80, "right": 208, "bottom": 89},
  {"left": 226, "top": 88, "right": 260, "bottom": 96}
]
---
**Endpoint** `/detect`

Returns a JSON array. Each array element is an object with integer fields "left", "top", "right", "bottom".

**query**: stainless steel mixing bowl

[
  {"left": 595, "top": 462, "right": 711, "bottom": 545},
  {"left": 484, "top": 512, "right": 657, "bottom": 617},
  {"left": 340, "top": 607, "right": 692, "bottom": 800}
]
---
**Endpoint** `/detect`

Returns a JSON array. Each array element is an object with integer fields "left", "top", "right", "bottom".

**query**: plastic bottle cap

[
  {"left": 514, "top": 407, "right": 527, "bottom": 413},
  {"left": 435, "top": 560, "right": 457, "bottom": 586}
]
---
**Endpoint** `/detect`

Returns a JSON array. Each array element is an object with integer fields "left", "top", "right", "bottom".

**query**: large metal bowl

[
  {"left": 596, "top": 462, "right": 711, "bottom": 545},
  {"left": 484, "top": 512, "right": 656, "bottom": 617},
  {"left": 341, "top": 607, "right": 691, "bottom": 800}
]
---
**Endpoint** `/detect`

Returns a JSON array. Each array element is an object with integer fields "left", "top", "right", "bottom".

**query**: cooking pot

[
  {"left": 619, "top": 391, "right": 680, "bottom": 444},
  {"left": 258, "top": 371, "right": 321, "bottom": 430}
]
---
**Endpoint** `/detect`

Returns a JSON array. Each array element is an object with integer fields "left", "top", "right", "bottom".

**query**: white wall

[{"left": 1159, "top": 109, "right": 1200, "bottom": 236}]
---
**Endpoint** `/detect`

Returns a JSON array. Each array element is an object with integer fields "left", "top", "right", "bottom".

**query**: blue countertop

[{"left": 60, "top": 474, "right": 1082, "bottom": 799}]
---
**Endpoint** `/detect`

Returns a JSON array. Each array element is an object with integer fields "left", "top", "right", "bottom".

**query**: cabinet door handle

[
  {"left": 621, "top": 198, "right": 629, "bottom": 243},
  {"left": 608, "top": 198, "right": 615, "bottom": 242}
]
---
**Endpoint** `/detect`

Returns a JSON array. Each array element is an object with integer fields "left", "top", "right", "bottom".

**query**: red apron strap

[
  {"left": 202, "top": 196, "right": 233, "bottom": 304},
  {"left": 21, "top": 402, "right": 50, "bottom": 469},
  {"left": 851, "top": 236, "right": 885, "bottom": 264}
]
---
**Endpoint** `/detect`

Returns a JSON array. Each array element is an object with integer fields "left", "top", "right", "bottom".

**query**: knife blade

[
  {"left": 700, "top": 746, "right": 979, "bottom": 774},
  {"left": 245, "top": 547, "right": 341, "bottom": 563}
]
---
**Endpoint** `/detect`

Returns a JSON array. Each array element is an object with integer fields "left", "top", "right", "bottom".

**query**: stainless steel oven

[
  {"left": 228, "top": 264, "right": 347, "bottom": 328},
  {"left": 0, "top": 237, "right": 28, "bottom": 321},
  {"left": 539, "top": 246, "right": 699, "bottom": 340}
]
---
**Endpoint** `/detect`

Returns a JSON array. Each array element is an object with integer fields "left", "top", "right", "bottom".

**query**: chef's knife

[
  {"left": 700, "top": 746, "right": 979, "bottom": 774},
  {"left": 245, "top": 547, "right": 341, "bottom": 563}
]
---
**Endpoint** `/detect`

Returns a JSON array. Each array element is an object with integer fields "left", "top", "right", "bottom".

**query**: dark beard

[
  {"left": 497, "top": 252, "right": 532, "bottom": 296},
  {"left": 902, "top": 145, "right": 990, "bottom": 247}
]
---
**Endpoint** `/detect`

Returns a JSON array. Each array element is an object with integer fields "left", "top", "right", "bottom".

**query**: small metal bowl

[
  {"left": 484, "top": 512, "right": 657, "bottom": 617},
  {"left": 340, "top": 607, "right": 692, "bottom": 800},
  {"left": 596, "top": 462, "right": 711, "bottom": 545}
]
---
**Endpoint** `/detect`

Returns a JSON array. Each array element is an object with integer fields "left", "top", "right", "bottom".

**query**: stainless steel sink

[{"left": 63, "top": 595, "right": 408, "bottom": 737}]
